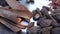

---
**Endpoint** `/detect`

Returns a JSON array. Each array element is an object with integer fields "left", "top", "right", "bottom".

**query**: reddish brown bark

[{"left": 5, "top": 0, "right": 28, "bottom": 10}]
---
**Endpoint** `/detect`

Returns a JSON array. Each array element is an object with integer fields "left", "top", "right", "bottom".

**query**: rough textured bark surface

[
  {"left": 0, "top": 17, "right": 21, "bottom": 32},
  {"left": 5, "top": 0, "right": 28, "bottom": 10},
  {"left": 0, "top": 8, "right": 32, "bottom": 23}
]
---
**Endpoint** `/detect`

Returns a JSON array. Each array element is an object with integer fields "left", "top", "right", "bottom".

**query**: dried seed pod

[
  {"left": 37, "top": 18, "right": 52, "bottom": 28},
  {"left": 27, "top": 26, "right": 41, "bottom": 34},
  {"left": 41, "top": 26, "right": 52, "bottom": 34},
  {"left": 32, "top": 8, "right": 42, "bottom": 20},
  {"left": 52, "top": 27, "right": 60, "bottom": 34}
]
